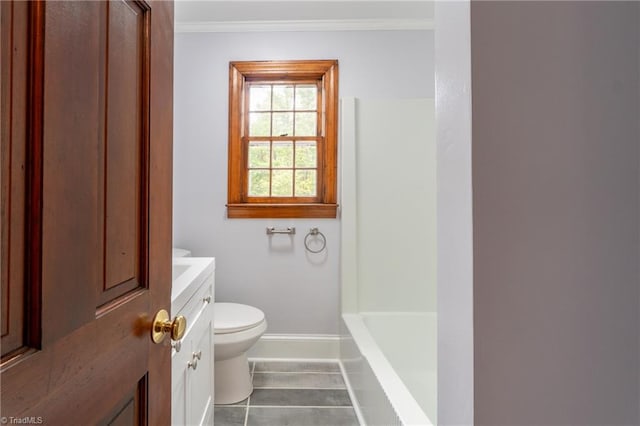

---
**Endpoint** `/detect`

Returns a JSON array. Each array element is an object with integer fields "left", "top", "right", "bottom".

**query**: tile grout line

[
  {"left": 252, "top": 362, "right": 341, "bottom": 374},
  {"left": 243, "top": 361, "right": 256, "bottom": 426},
  {"left": 253, "top": 387, "right": 347, "bottom": 390},
  {"left": 247, "top": 405, "right": 355, "bottom": 409},
  {"left": 244, "top": 396, "right": 251, "bottom": 426},
  {"left": 252, "top": 371, "right": 343, "bottom": 375},
  {"left": 244, "top": 395, "right": 251, "bottom": 426}
]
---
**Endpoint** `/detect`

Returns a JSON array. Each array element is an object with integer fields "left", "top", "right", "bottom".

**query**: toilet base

[{"left": 214, "top": 353, "right": 253, "bottom": 405}]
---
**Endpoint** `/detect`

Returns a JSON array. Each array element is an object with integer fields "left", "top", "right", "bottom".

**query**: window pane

[
  {"left": 272, "top": 170, "right": 293, "bottom": 196},
  {"left": 295, "top": 170, "right": 317, "bottom": 196},
  {"left": 295, "top": 141, "right": 317, "bottom": 168},
  {"left": 248, "top": 170, "right": 270, "bottom": 196},
  {"left": 295, "top": 112, "right": 316, "bottom": 136},
  {"left": 248, "top": 141, "right": 270, "bottom": 168},
  {"left": 249, "top": 85, "right": 271, "bottom": 111},
  {"left": 295, "top": 85, "right": 317, "bottom": 110},
  {"left": 272, "top": 85, "right": 294, "bottom": 110},
  {"left": 272, "top": 141, "right": 293, "bottom": 168},
  {"left": 249, "top": 112, "right": 271, "bottom": 136},
  {"left": 272, "top": 112, "right": 293, "bottom": 136}
]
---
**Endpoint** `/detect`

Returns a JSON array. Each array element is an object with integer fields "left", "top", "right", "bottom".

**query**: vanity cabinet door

[
  {"left": 172, "top": 275, "right": 214, "bottom": 426},
  {"left": 171, "top": 358, "right": 188, "bottom": 426},
  {"left": 187, "top": 309, "right": 214, "bottom": 425}
]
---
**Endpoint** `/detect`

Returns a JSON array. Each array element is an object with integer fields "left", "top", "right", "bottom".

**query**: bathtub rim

[{"left": 341, "top": 313, "right": 434, "bottom": 426}]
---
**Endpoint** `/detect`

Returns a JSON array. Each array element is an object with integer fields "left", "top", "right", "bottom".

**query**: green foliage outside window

[{"left": 247, "top": 83, "right": 319, "bottom": 197}]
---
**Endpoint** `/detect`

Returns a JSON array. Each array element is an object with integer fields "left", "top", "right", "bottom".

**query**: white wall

[
  {"left": 173, "top": 30, "right": 434, "bottom": 334},
  {"left": 434, "top": 1, "right": 475, "bottom": 425},
  {"left": 471, "top": 2, "right": 640, "bottom": 424}
]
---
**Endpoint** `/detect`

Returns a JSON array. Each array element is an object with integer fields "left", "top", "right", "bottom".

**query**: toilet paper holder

[{"left": 266, "top": 227, "right": 296, "bottom": 235}]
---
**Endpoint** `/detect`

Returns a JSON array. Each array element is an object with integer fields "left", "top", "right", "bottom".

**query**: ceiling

[{"left": 174, "top": 1, "right": 434, "bottom": 31}]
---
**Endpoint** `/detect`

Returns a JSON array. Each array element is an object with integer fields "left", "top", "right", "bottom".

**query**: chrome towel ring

[{"left": 304, "top": 228, "right": 326, "bottom": 253}]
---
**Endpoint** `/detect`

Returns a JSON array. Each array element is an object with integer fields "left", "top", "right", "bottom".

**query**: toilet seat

[{"left": 214, "top": 303, "right": 265, "bottom": 334}]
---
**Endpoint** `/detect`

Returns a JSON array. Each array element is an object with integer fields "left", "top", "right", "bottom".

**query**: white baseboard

[{"left": 247, "top": 333, "right": 340, "bottom": 360}]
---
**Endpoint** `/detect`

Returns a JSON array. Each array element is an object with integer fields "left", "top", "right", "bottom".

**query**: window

[{"left": 227, "top": 60, "right": 338, "bottom": 218}]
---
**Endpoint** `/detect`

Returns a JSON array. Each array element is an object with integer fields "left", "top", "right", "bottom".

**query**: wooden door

[{"left": 1, "top": 1, "right": 174, "bottom": 424}]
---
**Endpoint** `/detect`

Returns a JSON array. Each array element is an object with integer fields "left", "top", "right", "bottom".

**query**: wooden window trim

[{"left": 227, "top": 60, "right": 338, "bottom": 219}]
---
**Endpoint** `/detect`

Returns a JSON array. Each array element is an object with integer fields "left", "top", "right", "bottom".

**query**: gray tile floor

[{"left": 214, "top": 361, "right": 360, "bottom": 426}]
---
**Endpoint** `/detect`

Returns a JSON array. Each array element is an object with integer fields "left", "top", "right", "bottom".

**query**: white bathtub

[{"left": 341, "top": 312, "right": 436, "bottom": 426}]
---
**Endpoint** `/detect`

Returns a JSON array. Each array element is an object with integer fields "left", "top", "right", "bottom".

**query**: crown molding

[{"left": 175, "top": 18, "right": 434, "bottom": 33}]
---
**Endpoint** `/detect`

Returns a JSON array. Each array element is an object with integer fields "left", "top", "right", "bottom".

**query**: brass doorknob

[{"left": 151, "top": 309, "right": 186, "bottom": 344}]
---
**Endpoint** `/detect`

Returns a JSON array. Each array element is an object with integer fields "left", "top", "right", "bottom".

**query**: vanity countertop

[{"left": 171, "top": 257, "right": 215, "bottom": 314}]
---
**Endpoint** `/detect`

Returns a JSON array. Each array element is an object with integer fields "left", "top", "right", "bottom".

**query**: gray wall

[
  {"left": 173, "top": 30, "right": 433, "bottom": 334},
  {"left": 471, "top": 2, "right": 640, "bottom": 425}
]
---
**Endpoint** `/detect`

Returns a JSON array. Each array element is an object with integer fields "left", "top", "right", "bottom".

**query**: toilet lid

[{"left": 214, "top": 303, "right": 265, "bottom": 334}]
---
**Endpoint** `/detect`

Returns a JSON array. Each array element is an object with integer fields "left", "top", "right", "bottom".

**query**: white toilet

[{"left": 214, "top": 302, "right": 267, "bottom": 404}]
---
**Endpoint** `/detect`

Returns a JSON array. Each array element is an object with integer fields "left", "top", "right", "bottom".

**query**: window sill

[{"left": 227, "top": 203, "right": 338, "bottom": 219}]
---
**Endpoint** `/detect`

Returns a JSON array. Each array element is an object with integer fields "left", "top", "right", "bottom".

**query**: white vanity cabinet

[{"left": 171, "top": 257, "right": 215, "bottom": 426}]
